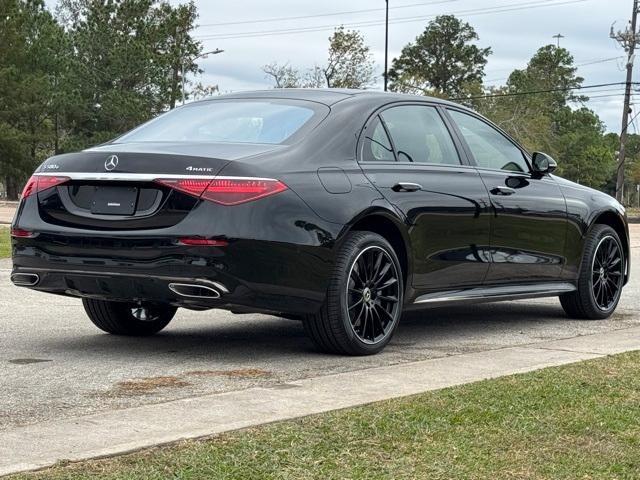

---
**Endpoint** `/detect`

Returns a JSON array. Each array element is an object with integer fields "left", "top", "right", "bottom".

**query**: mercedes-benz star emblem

[{"left": 105, "top": 155, "right": 119, "bottom": 171}]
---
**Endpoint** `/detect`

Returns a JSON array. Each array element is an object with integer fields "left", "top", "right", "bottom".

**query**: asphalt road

[{"left": 1, "top": 225, "right": 639, "bottom": 431}]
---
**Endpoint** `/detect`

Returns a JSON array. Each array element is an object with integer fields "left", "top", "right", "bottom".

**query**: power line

[
  {"left": 576, "top": 56, "right": 625, "bottom": 67},
  {"left": 581, "top": 96, "right": 630, "bottom": 103},
  {"left": 624, "top": 110, "right": 640, "bottom": 135},
  {"left": 568, "top": 87, "right": 629, "bottom": 95},
  {"left": 610, "top": 0, "right": 640, "bottom": 201},
  {"left": 196, "top": 0, "right": 587, "bottom": 41},
  {"left": 574, "top": 93, "right": 627, "bottom": 99},
  {"left": 197, "top": 0, "right": 459, "bottom": 28},
  {"left": 452, "top": 82, "right": 638, "bottom": 101},
  {"left": 484, "top": 56, "right": 624, "bottom": 84},
  {"left": 197, "top": 0, "right": 583, "bottom": 40}
]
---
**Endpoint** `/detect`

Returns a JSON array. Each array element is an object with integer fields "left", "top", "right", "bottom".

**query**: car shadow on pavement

[{"left": 34, "top": 301, "right": 574, "bottom": 362}]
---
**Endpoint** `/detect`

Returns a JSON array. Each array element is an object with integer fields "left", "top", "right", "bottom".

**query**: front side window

[
  {"left": 448, "top": 110, "right": 529, "bottom": 173},
  {"left": 116, "top": 100, "right": 326, "bottom": 145},
  {"left": 380, "top": 105, "right": 460, "bottom": 165}
]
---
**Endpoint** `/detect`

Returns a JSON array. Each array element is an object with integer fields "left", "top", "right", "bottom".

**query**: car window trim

[
  {"left": 377, "top": 115, "right": 399, "bottom": 163},
  {"left": 357, "top": 161, "right": 481, "bottom": 175},
  {"left": 443, "top": 107, "right": 533, "bottom": 174},
  {"left": 360, "top": 114, "right": 397, "bottom": 163},
  {"left": 357, "top": 101, "right": 471, "bottom": 167}
]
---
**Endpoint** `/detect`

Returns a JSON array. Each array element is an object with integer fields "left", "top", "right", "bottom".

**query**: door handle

[
  {"left": 490, "top": 186, "right": 516, "bottom": 196},
  {"left": 392, "top": 182, "right": 422, "bottom": 192}
]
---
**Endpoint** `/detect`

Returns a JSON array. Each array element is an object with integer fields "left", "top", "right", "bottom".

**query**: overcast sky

[{"left": 48, "top": 0, "right": 634, "bottom": 132}]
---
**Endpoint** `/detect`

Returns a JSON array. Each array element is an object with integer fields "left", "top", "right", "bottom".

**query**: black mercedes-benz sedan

[{"left": 11, "top": 89, "right": 630, "bottom": 355}]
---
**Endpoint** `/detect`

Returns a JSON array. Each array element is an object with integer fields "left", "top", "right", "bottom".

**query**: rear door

[
  {"left": 445, "top": 108, "right": 568, "bottom": 284},
  {"left": 359, "top": 103, "right": 492, "bottom": 291}
]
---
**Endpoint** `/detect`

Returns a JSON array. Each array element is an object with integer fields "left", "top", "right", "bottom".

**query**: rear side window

[
  {"left": 448, "top": 110, "right": 529, "bottom": 173},
  {"left": 362, "top": 116, "right": 395, "bottom": 162},
  {"left": 116, "top": 100, "right": 327, "bottom": 145},
  {"left": 379, "top": 105, "right": 460, "bottom": 165}
]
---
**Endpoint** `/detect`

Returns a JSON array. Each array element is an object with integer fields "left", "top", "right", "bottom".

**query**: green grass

[
  {"left": 0, "top": 227, "right": 10, "bottom": 258},
  {"left": 11, "top": 352, "right": 640, "bottom": 480}
]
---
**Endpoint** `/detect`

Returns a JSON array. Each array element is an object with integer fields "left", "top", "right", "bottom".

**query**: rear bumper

[
  {"left": 11, "top": 233, "right": 334, "bottom": 315},
  {"left": 11, "top": 187, "right": 342, "bottom": 314}
]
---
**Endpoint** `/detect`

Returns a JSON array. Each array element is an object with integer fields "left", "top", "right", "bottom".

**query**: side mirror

[{"left": 531, "top": 152, "right": 557, "bottom": 175}]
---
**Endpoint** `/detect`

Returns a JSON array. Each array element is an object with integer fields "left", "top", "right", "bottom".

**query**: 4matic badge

[{"left": 186, "top": 166, "right": 214, "bottom": 172}]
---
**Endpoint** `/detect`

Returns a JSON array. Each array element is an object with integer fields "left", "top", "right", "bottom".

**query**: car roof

[{"left": 193, "top": 88, "right": 467, "bottom": 108}]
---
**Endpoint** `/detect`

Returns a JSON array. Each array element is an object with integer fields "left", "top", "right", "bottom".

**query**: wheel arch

[
  {"left": 338, "top": 208, "right": 412, "bottom": 291},
  {"left": 591, "top": 209, "right": 630, "bottom": 283}
]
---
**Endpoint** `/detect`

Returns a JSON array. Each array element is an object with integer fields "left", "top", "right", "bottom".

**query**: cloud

[{"left": 46, "top": 0, "right": 631, "bottom": 131}]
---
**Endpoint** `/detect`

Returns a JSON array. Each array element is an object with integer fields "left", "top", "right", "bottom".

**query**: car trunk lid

[{"left": 34, "top": 142, "right": 285, "bottom": 230}]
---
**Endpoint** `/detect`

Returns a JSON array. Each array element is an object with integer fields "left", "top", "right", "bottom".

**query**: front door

[
  {"left": 359, "top": 103, "right": 492, "bottom": 291},
  {"left": 446, "top": 108, "right": 568, "bottom": 284}
]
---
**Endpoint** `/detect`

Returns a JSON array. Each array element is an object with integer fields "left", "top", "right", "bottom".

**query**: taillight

[
  {"left": 202, "top": 178, "right": 288, "bottom": 205},
  {"left": 21, "top": 175, "right": 70, "bottom": 199},
  {"left": 154, "top": 178, "right": 211, "bottom": 198},
  {"left": 155, "top": 177, "right": 288, "bottom": 206},
  {"left": 10, "top": 228, "right": 36, "bottom": 238},
  {"left": 20, "top": 177, "right": 38, "bottom": 199},
  {"left": 177, "top": 237, "right": 228, "bottom": 247}
]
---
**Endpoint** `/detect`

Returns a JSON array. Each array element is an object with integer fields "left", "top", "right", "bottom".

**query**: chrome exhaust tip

[
  {"left": 169, "top": 283, "right": 222, "bottom": 299},
  {"left": 11, "top": 273, "right": 40, "bottom": 287}
]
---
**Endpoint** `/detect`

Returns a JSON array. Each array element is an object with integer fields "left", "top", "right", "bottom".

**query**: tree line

[
  {"left": 263, "top": 16, "right": 638, "bottom": 203},
  {"left": 0, "top": 2, "right": 636, "bottom": 203},
  {"left": 0, "top": 0, "right": 201, "bottom": 198}
]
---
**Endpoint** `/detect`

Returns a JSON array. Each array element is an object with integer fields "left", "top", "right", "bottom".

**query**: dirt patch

[
  {"left": 114, "top": 376, "right": 191, "bottom": 395},
  {"left": 104, "top": 369, "right": 271, "bottom": 398},
  {"left": 185, "top": 368, "right": 272, "bottom": 378}
]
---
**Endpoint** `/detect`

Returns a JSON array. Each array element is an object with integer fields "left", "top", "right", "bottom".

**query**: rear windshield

[{"left": 115, "top": 99, "right": 327, "bottom": 145}]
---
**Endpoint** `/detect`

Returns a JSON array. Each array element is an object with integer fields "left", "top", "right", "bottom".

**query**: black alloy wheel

[
  {"left": 560, "top": 224, "right": 625, "bottom": 320},
  {"left": 590, "top": 235, "right": 624, "bottom": 311},
  {"left": 346, "top": 245, "right": 401, "bottom": 344},
  {"left": 304, "top": 231, "right": 404, "bottom": 355}
]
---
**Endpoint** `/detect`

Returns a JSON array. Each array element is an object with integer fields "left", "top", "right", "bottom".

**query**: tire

[
  {"left": 304, "top": 231, "right": 404, "bottom": 355},
  {"left": 82, "top": 299, "right": 177, "bottom": 336},
  {"left": 560, "top": 224, "right": 625, "bottom": 320}
]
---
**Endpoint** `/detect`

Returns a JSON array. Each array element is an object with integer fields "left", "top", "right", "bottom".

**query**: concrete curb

[{"left": 1, "top": 326, "right": 639, "bottom": 477}]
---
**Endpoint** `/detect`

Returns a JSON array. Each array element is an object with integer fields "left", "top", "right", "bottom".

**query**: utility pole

[
  {"left": 611, "top": 0, "right": 640, "bottom": 203},
  {"left": 552, "top": 33, "right": 565, "bottom": 48},
  {"left": 384, "top": 0, "right": 389, "bottom": 91}
]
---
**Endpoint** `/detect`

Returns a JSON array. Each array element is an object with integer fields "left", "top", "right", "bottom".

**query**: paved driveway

[
  {"left": 0, "top": 202, "right": 16, "bottom": 224},
  {"left": 1, "top": 225, "right": 638, "bottom": 431}
]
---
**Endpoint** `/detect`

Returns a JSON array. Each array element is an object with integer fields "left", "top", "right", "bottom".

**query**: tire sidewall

[{"left": 335, "top": 233, "right": 404, "bottom": 354}]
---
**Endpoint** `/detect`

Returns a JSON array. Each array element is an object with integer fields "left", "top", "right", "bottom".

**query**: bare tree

[
  {"left": 191, "top": 83, "right": 219, "bottom": 101},
  {"left": 262, "top": 26, "right": 375, "bottom": 90},
  {"left": 302, "top": 65, "right": 326, "bottom": 88},
  {"left": 262, "top": 62, "right": 303, "bottom": 88}
]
